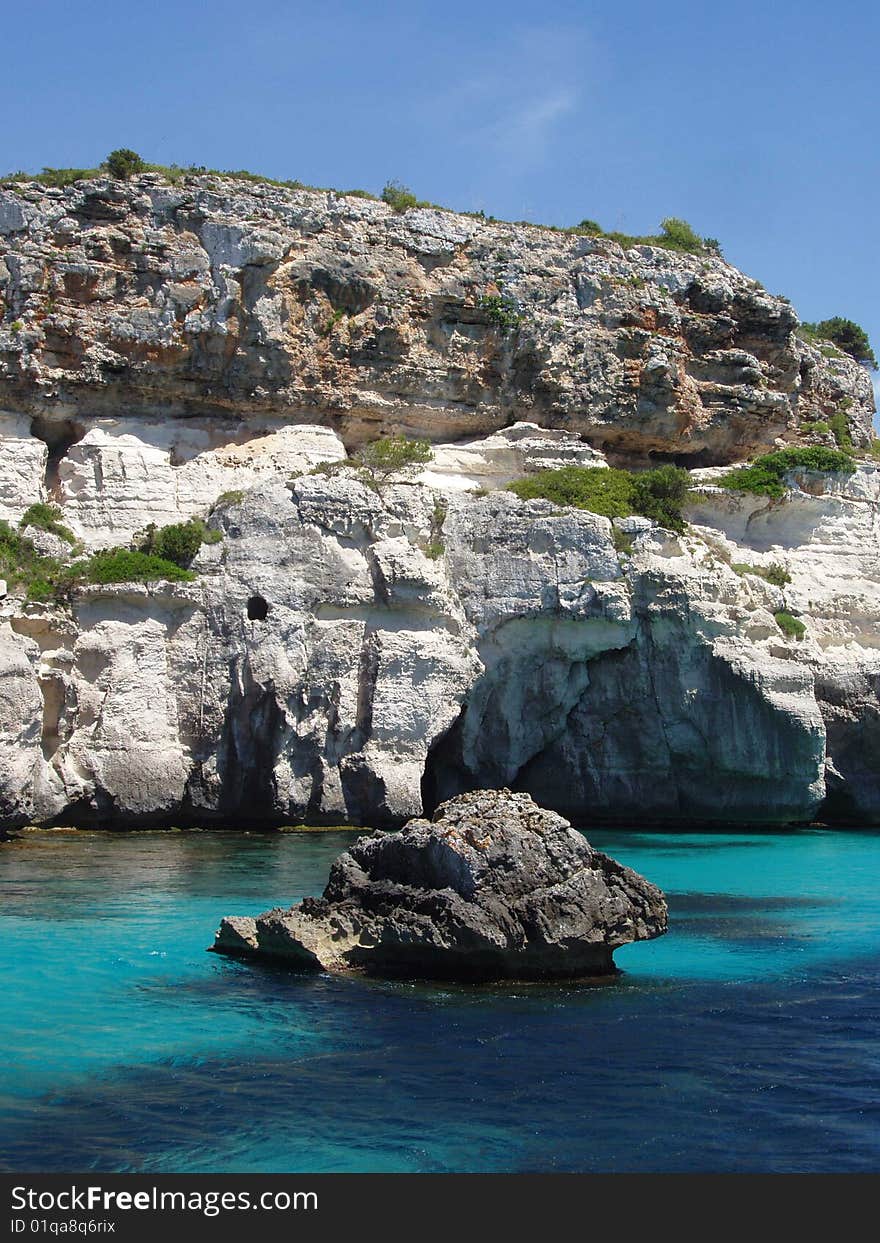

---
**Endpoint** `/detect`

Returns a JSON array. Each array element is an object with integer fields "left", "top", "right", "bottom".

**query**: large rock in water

[{"left": 211, "top": 790, "right": 667, "bottom": 980}]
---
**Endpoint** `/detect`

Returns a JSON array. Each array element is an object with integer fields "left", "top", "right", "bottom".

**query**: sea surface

[{"left": 2, "top": 825, "right": 880, "bottom": 1173}]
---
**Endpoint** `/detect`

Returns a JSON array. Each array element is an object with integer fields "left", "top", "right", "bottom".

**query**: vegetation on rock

[
  {"left": 0, "top": 520, "right": 68, "bottom": 602},
  {"left": 508, "top": 464, "right": 690, "bottom": 532},
  {"left": 828, "top": 408, "right": 854, "bottom": 452},
  {"left": 82, "top": 549, "right": 194, "bottom": 585},
  {"left": 103, "top": 149, "right": 147, "bottom": 180},
  {"left": 719, "top": 447, "right": 855, "bottom": 499},
  {"left": 732, "top": 562, "right": 791, "bottom": 587},
  {"left": 355, "top": 435, "right": 433, "bottom": 490},
  {"left": 774, "top": 610, "right": 806, "bottom": 639},
  {"left": 570, "top": 215, "right": 716, "bottom": 255},
  {"left": 479, "top": 293, "right": 523, "bottom": 330},
  {"left": 19, "top": 502, "right": 76, "bottom": 545},
  {"left": 0, "top": 513, "right": 214, "bottom": 604},
  {"left": 380, "top": 180, "right": 419, "bottom": 212},
  {"left": 800, "top": 318, "right": 877, "bottom": 369},
  {"left": 136, "top": 518, "right": 221, "bottom": 568}
]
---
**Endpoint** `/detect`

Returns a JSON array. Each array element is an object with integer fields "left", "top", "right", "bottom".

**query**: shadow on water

[
  {"left": 670, "top": 893, "right": 835, "bottom": 912},
  {"left": 667, "top": 891, "right": 836, "bottom": 945},
  {"left": 5, "top": 963, "right": 880, "bottom": 1174}
]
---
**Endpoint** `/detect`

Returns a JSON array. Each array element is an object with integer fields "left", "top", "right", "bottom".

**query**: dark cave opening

[
  {"left": 29, "top": 415, "right": 86, "bottom": 497},
  {"left": 421, "top": 704, "right": 470, "bottom": 817},
  {"left": 247, "top": 595, "right": 270, "bottom": 621}
]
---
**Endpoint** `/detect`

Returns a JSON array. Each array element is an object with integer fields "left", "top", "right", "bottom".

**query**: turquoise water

[{"left": 2, "top": 826, "right": 880, "bottom": 1172}]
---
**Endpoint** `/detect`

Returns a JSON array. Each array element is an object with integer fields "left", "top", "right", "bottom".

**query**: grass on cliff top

[
  {"left": 718, "top": 446, "right": 855, "bottom": 499},
  {"left": 566, "top": 215, "right": 720, "bottom": 255},
  {"left": 0, "top": 162, "right": 380, "bottom": 199},
  {"left": 0, "top": 158, "right": 721, "bottom": 255},
  {"left": 508, "top": 464, "right": 690, "bottom": 532}
]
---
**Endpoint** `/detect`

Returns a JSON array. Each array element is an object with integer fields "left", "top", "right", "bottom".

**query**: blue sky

[{"left": 6, "top": 0, "right": 878, "bottom": 405}]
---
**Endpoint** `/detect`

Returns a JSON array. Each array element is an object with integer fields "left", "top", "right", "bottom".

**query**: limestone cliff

[
  {"left": 0, "top": 174, "right": 873, "bottom": 464},
  {"left": 0, "top": 174, "right": 877, "bottom": 829}
]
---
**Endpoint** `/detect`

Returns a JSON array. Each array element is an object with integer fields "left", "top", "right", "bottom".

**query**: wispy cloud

[
  {"left": 441, "top": 24, "right": 593, "bottom": 174},
  {"left": 473, "top": 87, "right": 579, "bottom": 162}
]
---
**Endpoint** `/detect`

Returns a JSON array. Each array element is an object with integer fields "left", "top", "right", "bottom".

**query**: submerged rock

[{"left": 211, "top": 789, "right": 667, "bottom": 980}]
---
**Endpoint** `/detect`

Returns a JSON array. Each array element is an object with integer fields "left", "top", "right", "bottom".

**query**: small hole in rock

[{"left": 247, "top": 595, "right": 269, "bottom": 622}]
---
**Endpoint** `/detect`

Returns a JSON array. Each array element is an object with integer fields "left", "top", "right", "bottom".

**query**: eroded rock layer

[{"left": 0, "top": 174, "right": 873, "bottom": 465}]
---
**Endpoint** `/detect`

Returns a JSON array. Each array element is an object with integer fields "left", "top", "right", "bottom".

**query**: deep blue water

[{"left": 2, "top": 826, "right": 880, "bottom": 1173}]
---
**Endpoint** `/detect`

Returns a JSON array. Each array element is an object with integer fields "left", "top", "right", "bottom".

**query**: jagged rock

[
  {"left": 211, "top": 789, "right": 668, "bottom": 979},
  {"left": 0, "top": 175, "right": 872, "bottom": 467}
]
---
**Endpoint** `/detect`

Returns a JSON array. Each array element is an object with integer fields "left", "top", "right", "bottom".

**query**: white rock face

[
  {"left": 57, "top": 421, "right": 346, "bottom": 548},
  {"left": 0, "top": 412, "right": 46, "bottom": 523},
  {"left": 685, "top": 465, "right": 880, "bottom": 658},
  {"left": 0, "top": 446, "right": 878, "bottom": 829},
  {"left": 54, "top": 616, "right": 192, "bottom": 819},
  {"left": 417, "top": 423, "right": 608, "bottom": 492},
  {"left": 0, "top": 621, "right": 46, "bottom": 826}
]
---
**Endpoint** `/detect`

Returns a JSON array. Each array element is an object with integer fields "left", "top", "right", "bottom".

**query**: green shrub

[
  {"left": 508, "top": 464, "right": 690, "bottom": 531},
  {"left": 571, "top": 216, "right": 716, "bottom": 255},
  {"left": 103, "top": 149, "right": 147, "bottom": 180},
  {"left": 479, "top": 293, "right": 523, "bottom": 331},
  {"left": 774, "top": 611, "right": 806, "bottom": 639},
  {"left": 657, "top": 217, "right": 703, "bottom": 253},
  {"left": 732, "top": 561, "right": 791, "bottom": 587},
  {"left": 629, "top": 464, "right": 690, "bottom": 531},
  {"left": 307, "top": 460, "right": 347, "bottom": 478},
  {"left": 827, "top": 409, "right": 854, "bottom": 452},
  {"left": 764, "top": 562, "right": 792, "bottom": 587},
  {"left": 509, "top": 466, "right": 634, "bottom": 518},
  {"left": 137, "top": 518, "right": 219, "bottom": 567},
  {"left": 213, "top": 489, "right": 244, "bottom": 508},
  {"left": 84, "top": 549, "right": 194, "bottom": 584},
  {"left": 800, "top": 420, "right": 830, "bottom": 436},
  {"left": 0, "top": 520, "right": 67, "bottom": 601},
  {"left": 381, "top": 180, "right": 418, "bottom": 212},
  {"left": 356, "top": 435, "right": 433, "bottom": 490},
  {"left": 719, "top": 446, "right": 855, "bottom": 499},
  {"left": 19, "top": 502, "right": 76, "bottom": 545},
  {"left": 424, "top": 541, "right": 444, "bottom": 560},
  {"left": 801, "top": 317, "right": 877, "bottom": 368}
]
